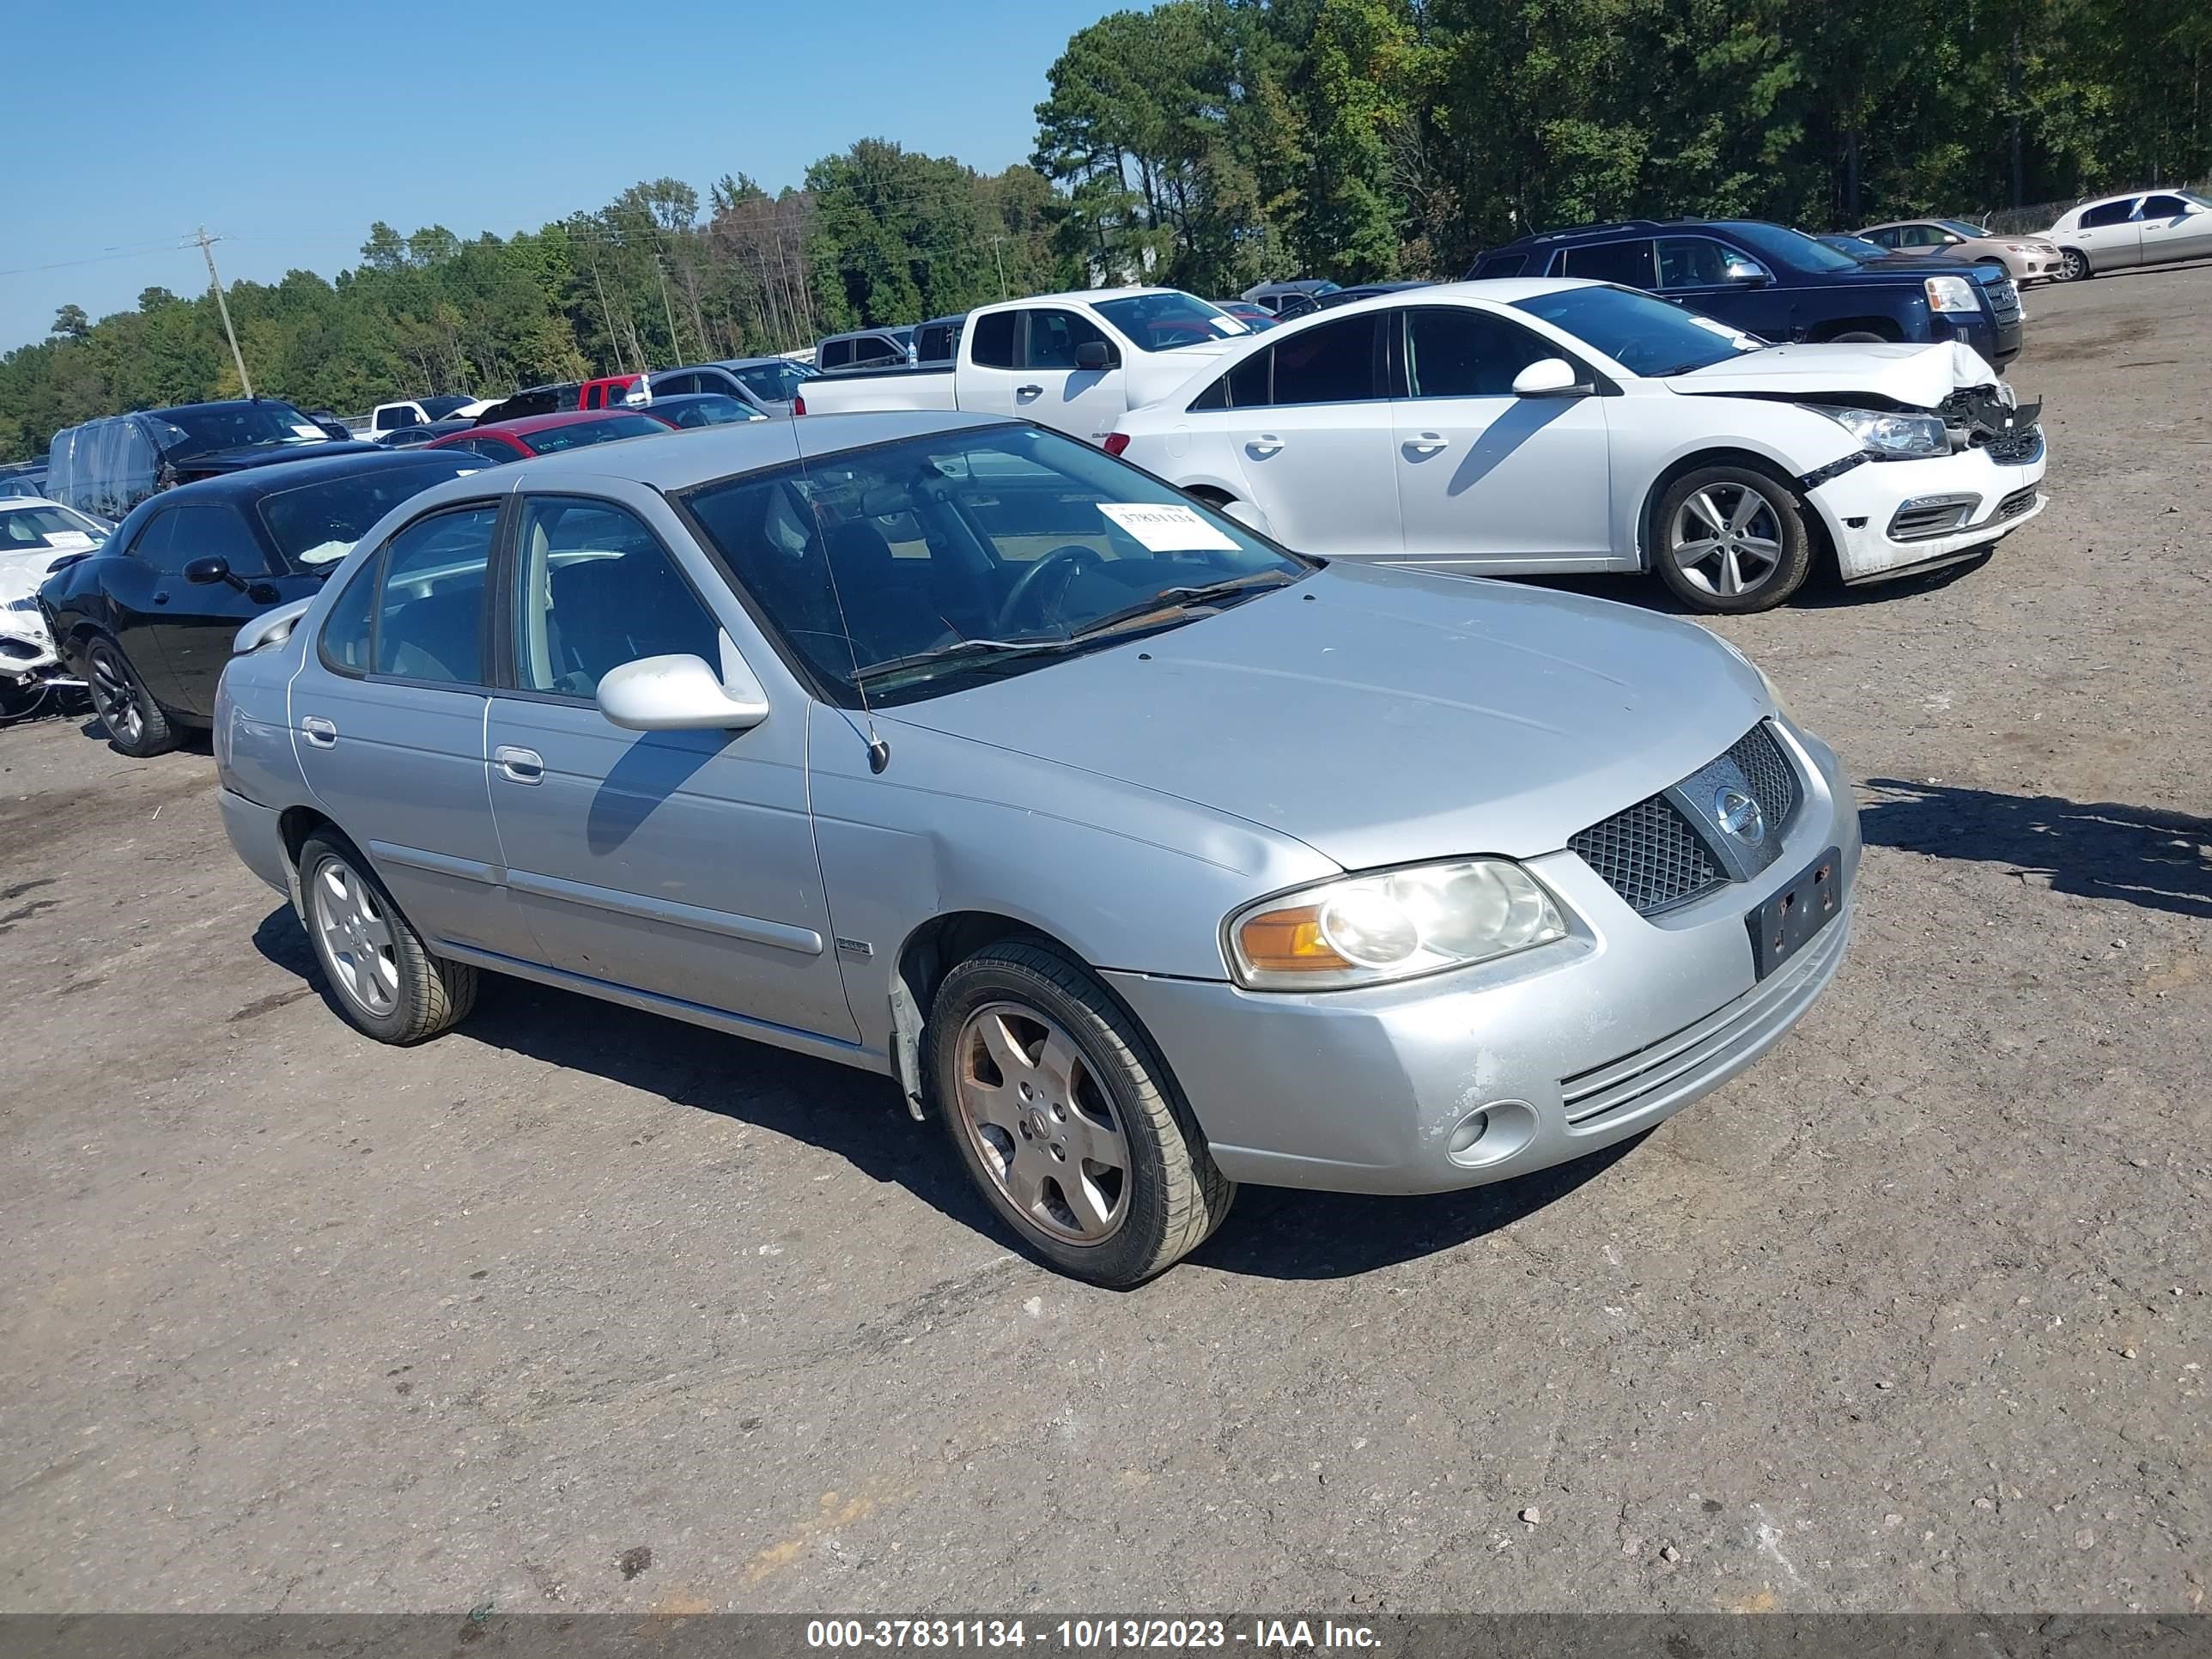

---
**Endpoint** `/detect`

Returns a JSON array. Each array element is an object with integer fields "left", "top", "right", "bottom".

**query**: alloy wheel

[
  {"left": 310, "top": 856, "right": 400, "bottom": 1018},
  {"left": 1668, "top": 483, "right": 1784, "bottom": 599},
  {"left": 89, "top": 647, "right": 143, "bottom": 745},
  {"left": 2057, "top": 248, "right": 2090, "bottom": 283},
  {"left": 953, "top": 1001, "right": 1130, "bottom": 1245}
]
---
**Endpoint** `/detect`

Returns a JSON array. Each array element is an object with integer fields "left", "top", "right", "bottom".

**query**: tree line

[{"left": 5, "top": 0, "right": 2204, "bottom": 463}]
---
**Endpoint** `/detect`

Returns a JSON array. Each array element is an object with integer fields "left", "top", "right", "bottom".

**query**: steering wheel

[{"left": 996, "top": 544, "right": 1103, "bottom": 634}]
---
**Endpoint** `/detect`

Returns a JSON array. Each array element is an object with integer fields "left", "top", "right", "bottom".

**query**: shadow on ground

[
  {"left": 1860, "top": 778, "right": 2212, "bottom": 919},
  {"left": 252, "top": 904, "right": 1635, "bottom": 1283},
  {"left": 1528, "top": 549, "right": 1993, "bottom": 617}
]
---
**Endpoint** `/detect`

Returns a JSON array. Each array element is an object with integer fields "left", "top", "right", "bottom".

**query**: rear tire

[
  {"left": 1651, "top": 465, "right": 1814, "bottom": 614},
  {"left": 298, "top": 833, "right": 477, "bottom": 1044},
  {"left": 927, "top": 941, "right": 1233, "bottom": 1287},
  {"left": 85, "top": 636, "right": 173, "bottom": 757}
]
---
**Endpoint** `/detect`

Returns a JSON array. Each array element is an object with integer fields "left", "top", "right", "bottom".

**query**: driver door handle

[
  {"left": 1403, "top": 433, "right": 1449, "bottom": 455},
  {"left": 1246, "top": 434, "right": 1283, "bottom": 458},
  {"left": 301, "top": 716, "right": 337, "bottom": 749},
  {"left": 495, "top": 744, "right": 544, "bottom": 784},
  {"left": 1014, "top": 384, "right": 1042, "bottom": 400}
]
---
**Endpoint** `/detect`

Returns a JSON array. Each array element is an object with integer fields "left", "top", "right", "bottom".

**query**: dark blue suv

[{"left": 1468, "top": 219, "right": 2021, "bottom": 368}]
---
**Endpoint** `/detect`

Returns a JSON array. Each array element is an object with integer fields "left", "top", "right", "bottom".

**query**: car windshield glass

[
  {"left": 257, "top": 459, "right": 486, "bottom": 569},
  {"left": 667, "top": 396, "right": 757, "bottom": 427},
  {"left": 1824, "top": 236, "right": 1885, "bottom": 259},
  {"left": 1719, "top": 221, "right": 1862, "bottom": 272},
  {"left": 521, "top": 415, "right": 668, "bottom": 453},
  {"left": 2180, "top": 192, "right": 2212, "bottom": 210},
  {"left": 0, "top": 502, "right": 106, "bottom": 550},
  {"left": 682, "top": 424, "right": 1310, "bottom": 706},
  {"left": 417, "top": 396, "right": 472, "bottom": 420},
  {"left": 1513, "top": 285, "right": 1760, "bottom": 377},
  {"left": 150, "top": 402, "right": 328, "bottom": 454},
  {"left": 1091, "top": 293, "right": 1249, "bottom": 350},
  {"left": 1932, "top": 220, "right": 1987, "bottom": 240},
  {"left": 731, "top": 362, "right": 806, "bottom": 401}
]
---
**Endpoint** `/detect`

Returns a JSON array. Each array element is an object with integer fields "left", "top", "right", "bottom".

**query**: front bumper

[
  {"left": 1808, "top": 438, "right": 2048, "bottom": 584},
  {"left": 1104, "top": 720, "right": 1860, "bottom": 1195}
]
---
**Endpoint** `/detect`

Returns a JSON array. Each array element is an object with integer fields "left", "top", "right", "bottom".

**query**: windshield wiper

[
  {"left": 1067, "top": 569, "right": 1298, "bottom": 641},
  {"left": 852, "top": 634, "right": 1070, "bottom": 687}
]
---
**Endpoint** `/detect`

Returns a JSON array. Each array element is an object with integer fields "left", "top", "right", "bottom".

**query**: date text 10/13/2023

[{"left": 805, "top": 1620, "right": 1383, "bottom": 1650}]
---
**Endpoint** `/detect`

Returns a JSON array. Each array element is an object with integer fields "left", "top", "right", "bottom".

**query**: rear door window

[
  {"left": 370, "top": 506, "right": 500, "bottom": 684},
  {"left": 1561, "top": 239, "right": 1658, "bottom": 287},
  {"left": 967, "top": 312, "right": 1018, "bottom": 368},
  {"left": 2079, "top": 198, "right": 2139, "bottom": 229}
]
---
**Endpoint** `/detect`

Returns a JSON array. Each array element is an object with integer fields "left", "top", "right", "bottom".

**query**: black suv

[{"left": 1468, "top": 219, "right": 2021, "bottom": 368}]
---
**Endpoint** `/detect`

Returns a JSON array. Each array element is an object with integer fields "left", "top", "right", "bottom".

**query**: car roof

[
  {"left": 149, "top": 398, "right": 296, "bottom": 417},
  {"left": 125, "top": 447, "right": 483, "bottom": 503}
]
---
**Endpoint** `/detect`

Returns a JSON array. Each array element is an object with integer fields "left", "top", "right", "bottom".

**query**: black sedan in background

[{"left": 40, "top": 448, "right": 489, "bottom": 757}]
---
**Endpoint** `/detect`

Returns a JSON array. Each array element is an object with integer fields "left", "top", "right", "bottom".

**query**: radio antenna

[{"left": 785, "top": 390, "right": 890, "bottom": 773}]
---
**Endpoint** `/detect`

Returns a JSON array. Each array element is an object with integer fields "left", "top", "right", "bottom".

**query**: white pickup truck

[{"left": 793, "top": 288, "right": 1254, "bottom": 445}]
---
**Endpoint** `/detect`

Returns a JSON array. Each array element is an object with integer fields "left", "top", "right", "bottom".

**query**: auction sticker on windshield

[{"left": 1097, "top": 501, "right": 1241, "bottom": 553}]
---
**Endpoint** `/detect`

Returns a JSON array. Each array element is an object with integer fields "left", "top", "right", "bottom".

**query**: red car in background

[
  {"left": 576, "top": 374, "right": 645, "bottom": 410},
  {"left": 425, "top": 410, "right": 675, "bottom": 465}
]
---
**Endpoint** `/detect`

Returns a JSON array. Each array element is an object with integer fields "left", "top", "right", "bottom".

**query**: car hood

[
  {"left": 0, "top": 545, "right": 88, "bottom": 598},
  {"left": 879, "top": 562, "right": 1771, "bottom": 870},
  {"left": 1668, "top": 339, "right": 1997, "bottom": 407}
]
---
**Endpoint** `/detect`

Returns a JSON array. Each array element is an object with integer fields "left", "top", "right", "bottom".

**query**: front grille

[
  {"left": 1889, "top": 493, "right": 1978, "bottom": 541},
  {"left": 1570, "top": 796, "right": 1724, "bottom": 915},
  {"left": 1726, "top": 722, "right": 1801, "bottom": 834},
  {"left": 1990, "top": 483, "right": 2038, "bottom": 521}
]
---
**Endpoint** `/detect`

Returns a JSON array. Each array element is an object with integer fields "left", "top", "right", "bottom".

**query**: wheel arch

[{"left": 1806, "top": 317, "right": 1904, "bottom": 343}]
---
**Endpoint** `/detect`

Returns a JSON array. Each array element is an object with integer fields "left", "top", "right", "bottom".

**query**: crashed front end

[{"left": 0, "top": 571, "right": 75, "bottom": 707}]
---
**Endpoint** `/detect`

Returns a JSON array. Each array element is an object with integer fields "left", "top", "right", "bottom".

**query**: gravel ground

[{"left": 1, "top": 264, "right": 2206, "bottom": 1618}]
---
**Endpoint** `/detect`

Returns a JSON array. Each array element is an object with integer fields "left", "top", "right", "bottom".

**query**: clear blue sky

[{"left": 8, "top": 0, "right": 1122, "bottom": 352}]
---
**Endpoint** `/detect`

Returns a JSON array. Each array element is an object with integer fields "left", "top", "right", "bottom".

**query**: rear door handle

[
  {"left": 495, "top": 744, "right": 544, "bottom": 784},
  {"left": 1403, "top": 433, "right": 1449, "bottom": 455},
  {"left": 301, "top": 716, "right": 337, "bottom": 748},
  {"left": 1015, "top": 384, "right": 1043, "bottom": 400},
  {"left": 1246, "top": 434, "right": 1283, "bottom": 458}
]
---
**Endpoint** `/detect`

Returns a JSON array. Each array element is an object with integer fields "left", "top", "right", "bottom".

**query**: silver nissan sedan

[{"left": 213, "top": 410, "right": 1858, "bottom": 1285}]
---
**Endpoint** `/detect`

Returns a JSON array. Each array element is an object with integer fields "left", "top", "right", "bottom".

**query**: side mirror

[
  {"left": 1723, "top": 259, "right": 1771, "bottom": 286},
  {"left": 1076, "top": 340, "right": 1114, "bottom": 371},
  {"left": 1510, "top": 357, "right": 1590, "bottom": 398},
  {"left": 597, "top": 652, "right": 768, "bottom": 732},
  {"left": 185, "top": 555, "right": 246, "bottom": 590}
]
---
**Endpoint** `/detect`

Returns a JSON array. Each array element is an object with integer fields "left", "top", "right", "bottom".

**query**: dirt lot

[{"left": 3, "top": 264, "right": 2207, "bottom": 1618}]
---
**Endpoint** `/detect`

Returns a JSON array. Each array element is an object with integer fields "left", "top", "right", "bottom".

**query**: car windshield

[
  {"left": 150, "top": 402, "right": 330, "bottom": 455},
  {"left": 520, "top": 415, "right": 668, "bottom": 454},
  {"left": 731, "top": 362, "right": 807, "bottom": 402},
  {"left": 1514, "top": 284, "right": 1761, "bottom": 377},
  {"left": 1718, "top": 221, "right": 1863, "bottom": 273},
  {"left": 0, "top": 501, "right": 106, "bottom": 551},
  {"left": 681, "top": 423, "right": 1310, "bottom": 706},
  {"left": 664, "top": 395, "right": 757, "bottom": 428},
  {"left": 417, "top": 396, "right": 473, "bottom": 420},
  {"left": 1823, "top": 235, "right": 1886, "bottom": 260},
  {"left": 257, "top": 459, "right": 487, "bottom": 569},
  {"left": 1932, "top": 220, "right": 1988, "bottom": 240},
  {"left": 1091, "top": 293, "right": 1249, "bottom": 350}
]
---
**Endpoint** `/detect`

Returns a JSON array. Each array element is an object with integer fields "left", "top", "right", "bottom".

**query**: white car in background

[
  {"left": 0, "top": 495, "right": 109, "bottom": 717},
  {"left": 2042, "top": 189, "right": 2212, "bottom": 282},
  {"left": 1110, "top": 279, "right": 2047, "bottom": 612}
]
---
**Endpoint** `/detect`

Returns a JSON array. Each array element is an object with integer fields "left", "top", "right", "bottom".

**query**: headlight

[
  {"left": 1227, "top": 859, "right": 1567, "bottom": 991},
  {"left": 1924, "top": 275, "right": 1980, "bottom": 313},
  {"left": 1815, "top": 404, "right": 1948, "bottom": 459}
]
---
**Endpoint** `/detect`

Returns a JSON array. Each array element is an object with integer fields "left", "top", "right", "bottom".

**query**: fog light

[{"left": 1449, "top": 1111, "right": 1491, "bottom": 1155}]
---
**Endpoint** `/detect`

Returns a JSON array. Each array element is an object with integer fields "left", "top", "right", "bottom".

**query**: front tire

[
  {"left": 927, "top": 941, "right": 1233, "bottom": 1286},
  {"left": 298, "top": 833, "right": 477, "bottom": 1044},
  {"left": 1651, "top": 465, "right": 1814, "bottom": 614},
  {"left": 2056, "top": 247, "right": 2092, "bottom": 283},
  {"left": 85, "top": 636, "right": 173, "bottom": 757}
]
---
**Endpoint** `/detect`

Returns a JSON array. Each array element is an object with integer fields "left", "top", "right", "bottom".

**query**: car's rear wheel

[
  {"left": 1652, "top": 465, "right": 1813, "bottom": 614},
  {"left": 927, "top": 941, "right": 1232, "bottom": 1286},
  {"left": 2056, "top": 247, "right": 2093, "bottom": 283},
  {"left": 298, "top": 833, "right": 477, "bottom": 1044},
  {"left": 85, "top": 636, "right": 173, "bottom": 757}
]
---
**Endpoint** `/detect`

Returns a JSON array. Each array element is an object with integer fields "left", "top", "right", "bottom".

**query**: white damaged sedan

[{"left": 1109, "top": 277, "right": 2046, "bottom": 611}]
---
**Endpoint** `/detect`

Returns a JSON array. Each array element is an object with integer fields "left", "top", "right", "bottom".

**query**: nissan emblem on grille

[{"left": 1715, "top": 786, "right": 1765, "bottom": 844}]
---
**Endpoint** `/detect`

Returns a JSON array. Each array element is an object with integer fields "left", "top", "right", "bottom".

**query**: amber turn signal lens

[{"left": 1235, "top": 904, "right": 1352, "bottom": 974}]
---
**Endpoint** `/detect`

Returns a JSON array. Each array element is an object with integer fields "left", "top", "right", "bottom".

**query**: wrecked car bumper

[{"left": 1807, "top": 438, "right": 2048, "bottom": 584}]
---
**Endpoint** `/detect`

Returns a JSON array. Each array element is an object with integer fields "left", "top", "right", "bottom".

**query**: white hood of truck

[{"left": 1670, "top": 340, "right": 1997, "bottom": 409}]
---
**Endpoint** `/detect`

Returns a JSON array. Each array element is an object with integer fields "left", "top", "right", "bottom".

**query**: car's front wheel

[
  {"left": 2056, "top": 247, "right": 2093, "bottom": 283},
  {"left": 298, "top": 833, "right": 477, "bottom": 1044},
  {"left": 1651, "top": 465, "right": 1814, "bottom": 614},
  {"left": 927, "top": 941, "right": 1233, "bottom": 1286},
  {"left": 85, "top": 635, "right": 174, "bottom": 757}
]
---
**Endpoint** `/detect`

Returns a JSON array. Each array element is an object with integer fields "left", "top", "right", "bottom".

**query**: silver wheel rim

[
  {"left": 90, "top": 649, "right": 141, "bottom": 744},
  {"left": 953, "top": 1001, "right": 1130, "bottom": 1245},
  {"left": 1668, "top": 483, "right": 1784, "bottom": 599},
  {"left": 2061, "top": 250, "right": 2087, "bottom": 281},
  {"left": 310, "top": 856, "right": 400, "bottom": 1018}
]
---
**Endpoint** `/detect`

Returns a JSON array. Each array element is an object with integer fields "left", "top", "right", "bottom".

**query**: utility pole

[
  {"left": 988, "top": 234, "right": 1009, "bottom": 300},
  {"left": 655, "top": 258, "right": 683, "bottom": 362},
  {"left": 196, "top": 228, "right": 252, "bottom": 398}
]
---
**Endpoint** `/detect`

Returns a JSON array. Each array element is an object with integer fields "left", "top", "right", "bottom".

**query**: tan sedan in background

[{"left": 1856, "top": 218, "right": 2064, "bottom": 283}]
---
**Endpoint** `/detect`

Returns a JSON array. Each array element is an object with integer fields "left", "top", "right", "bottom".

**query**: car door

[
  {"left": 1008, "top": 307, "right": 1129, "bottom": 445},
  {"left": 2135, "top": 194, "right": 2212, "bottom": 264},
  {"left": 2073, "top": 198, "right": 2144, "bottom": 268},
  {"left": 1388, "top": 304, "right": 1614, "bottom": 568},
  {"left": 143, "top": 500, "right": 322, "bottom": 718},
  {"left": 86, "top": 506, "right": 189, "bottom": 705},
  {"left": 956, "top": 310, "right": 1025, "bottom": 421},
  {"left": 290, "top": 500, "right": 534, "bottom": 957},
  {"left": 1206, "top": 311, "right": 1401, "bottom": 557},
  {"left": 482, "top": 489, "right": 858, "bottom": 1042}
]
